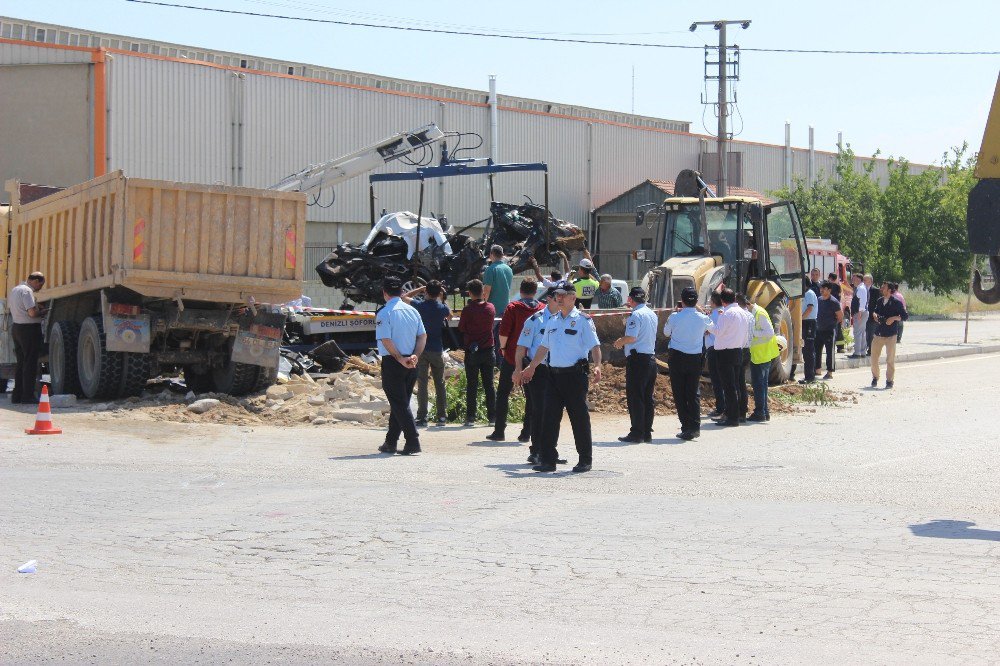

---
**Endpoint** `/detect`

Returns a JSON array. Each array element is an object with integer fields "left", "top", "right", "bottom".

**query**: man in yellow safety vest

[{"left": 744, "top": 297, "right": 780, "bottom": 422}]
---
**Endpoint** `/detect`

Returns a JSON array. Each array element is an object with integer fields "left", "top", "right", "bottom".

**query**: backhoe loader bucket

[{"left": 967, "top": 179, "right": 1000, "bottom": 304}]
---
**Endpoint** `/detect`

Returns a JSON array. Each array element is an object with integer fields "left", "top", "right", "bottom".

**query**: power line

[{"left": 124, "top": 1, "right": 1000, "bottom": 55}]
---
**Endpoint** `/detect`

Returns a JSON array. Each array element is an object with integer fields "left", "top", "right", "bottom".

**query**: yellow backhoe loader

[
  {"left": 969, "top": 74, "right": 1000, "bottom": 304},
  {"left": 634, "top": 170, "right": 809, "bottom": 384}
]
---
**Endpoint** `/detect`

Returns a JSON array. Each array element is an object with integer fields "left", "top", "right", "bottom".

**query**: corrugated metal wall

[
  {"left": 107, "top": 55, "right": 231, "bottom": 185},
  {"left": 0, "top": 41, "right": 92, "bottom": 64}
]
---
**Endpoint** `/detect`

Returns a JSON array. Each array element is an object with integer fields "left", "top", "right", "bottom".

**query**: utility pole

[{"left": 691, "top": 19, "right": 750, "bottom": 197}]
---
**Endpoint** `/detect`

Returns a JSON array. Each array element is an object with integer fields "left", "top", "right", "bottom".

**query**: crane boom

[{"left": 270, "top": 123, "right": 445, "bottom": 194}]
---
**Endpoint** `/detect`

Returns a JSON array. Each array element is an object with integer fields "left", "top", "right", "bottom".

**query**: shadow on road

[
  {"left": 909, "top": 520, "right": 1000, "bottom": 541},
  {"left": 328, "top": 453, "right": 400, "bottom": 461},
  {"left": 467, "top": 440, "right": 521, "bottom": 447}
]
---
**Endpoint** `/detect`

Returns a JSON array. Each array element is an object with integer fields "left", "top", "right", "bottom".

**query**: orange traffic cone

[{"left": 25, "top": 385, "right": 62, "bottom": 435}]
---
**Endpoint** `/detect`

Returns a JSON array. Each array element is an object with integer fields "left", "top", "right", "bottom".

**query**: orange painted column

[{"left": 91, "top": 48, "right": 107, "bottom": 177}]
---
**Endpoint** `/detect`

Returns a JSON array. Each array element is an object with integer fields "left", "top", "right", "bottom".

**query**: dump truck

[
  {"left": 631, "top": 170, "right": 809, "bottom": 383},
  {"left": 968, "top": 74, "right": 1000, "bottom": 304},
  {"left": 1, "top": 171, "right": 306, "bottom": 398}
]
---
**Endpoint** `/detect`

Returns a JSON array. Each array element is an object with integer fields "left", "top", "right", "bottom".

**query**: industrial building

[{"left": 0, "top": 16, "right": 928, "bottom": 305}]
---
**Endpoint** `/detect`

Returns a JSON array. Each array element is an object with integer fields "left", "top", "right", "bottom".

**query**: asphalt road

[{"left": 2, "top": 353, "right": 1000, "bottom": 665}]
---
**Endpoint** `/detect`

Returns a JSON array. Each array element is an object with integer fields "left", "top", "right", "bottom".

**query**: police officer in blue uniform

[
  {"left": 521, "top": 281, "right": 602, "bottom": 473},
  {"left": 613, "top": 287, "right": 658, "bottom": 443},
  {"left": 375, "top": 276, "right": 427, "bottom": 455},
  {"left": 663, "top": 287, "right": 714, "bottom": 440},
  {"left": 514, "top": 288, "right": 560, "bottom": 465}
]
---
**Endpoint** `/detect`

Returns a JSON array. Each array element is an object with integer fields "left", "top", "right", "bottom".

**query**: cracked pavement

[{"left": 2, "top": 353, "right": 1000, "bottom": 664}]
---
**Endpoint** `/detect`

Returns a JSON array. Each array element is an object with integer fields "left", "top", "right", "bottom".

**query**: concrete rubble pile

[{"left": 265, "top": 369, "right": 391, "bottom": 426}]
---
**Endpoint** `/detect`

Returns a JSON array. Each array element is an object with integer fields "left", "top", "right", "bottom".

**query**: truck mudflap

[{"left": 232, "top": 311, "right": 285, "bottom": 369}]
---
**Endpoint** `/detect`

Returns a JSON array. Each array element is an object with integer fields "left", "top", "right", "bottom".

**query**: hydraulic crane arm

[{"left": 270, "top": 123, "right": 445, "bottom": 194}]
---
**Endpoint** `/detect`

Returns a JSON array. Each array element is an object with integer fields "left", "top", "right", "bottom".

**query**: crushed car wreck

[
  {"left": 314, "top": 203, "right": 588, "bottom": 305},
  {"left": 315, "top": 211, "right": 485, "bottom": 305}
]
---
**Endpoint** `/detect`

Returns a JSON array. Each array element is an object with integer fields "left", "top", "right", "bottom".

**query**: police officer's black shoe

[
  {"left": 571, "top": 463, "right": 592, "bottom": 473},
  {"left": 398, "top": 445, "right": 421, "bottom": 455},
  {"left": 517, "top": 432, "right": 530, "bottom": 442},
  {"left": 716, "top": 419, "right": 739, "bottom": 427},
  {"left": 748, "top": 413, "right": 767, "bottom": 422},
  {"left": 677, "top": 431, "right": 695, "bottom": 441},
  {"left": 618, "top": 435, "right": 643, "bottom": 443},
  {"left": 533, "top": 463, "right": 557, "bottom": 472},
  {"left": 377, "top": 443, "right": 398, "bottom": 454},
  {"left": 706, "top": 410, "right": 723, "bottom": 418},
  {"left": 527, "top": 453, "right": 539, "bottom": 464},
  {"left": 414, "top": 418, "right": 428, "bottom": 427},
  {"left": 485, "top": 431, "right": 505, "bottom": 441}
]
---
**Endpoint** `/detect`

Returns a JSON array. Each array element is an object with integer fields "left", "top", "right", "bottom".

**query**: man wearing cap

[
  {"left": 663, "top": 287, "right": 714, "bottom": 440},
  {"left": 514, "top": 285, "right": 562, "bottom": 464},
  {"left": 9, "top": 271, "right": 47, "bottom": 404},
  {"left": 744, "top": 295, "right": 779, "bottom": 422},
  {"left": 572, "top": 258, "right": 600, "bottom": 309},
  {"left": 375, "top": 277, "right": 427, "bottom": 455},
  {"left": 594, "top": 274, "right": 623, "bottom": 309},
  {"left": 521, "top": 280, "right": 602, "bottom": 473},
  {"left": 613, "top": 286, "right": 658, "bottom": 443},
  {"left": 482, "top": 244, "right": 513, "bottom": 365}
]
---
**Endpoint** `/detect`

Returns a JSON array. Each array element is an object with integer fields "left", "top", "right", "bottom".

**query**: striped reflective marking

[
  {"left": 284, "top": 228, "right": 296, "bottom": 269},
  {"left": 133, "top": 217, "right": 146, "bottom": 263}
]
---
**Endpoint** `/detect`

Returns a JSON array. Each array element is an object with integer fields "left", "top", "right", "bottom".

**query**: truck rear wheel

[
  {"left": 77, "top": 316, "right": 124, "bottom": 400},
  {"left": 118, "top": 353, "right": 152, "bottom": 398},
  {"left": 50, "top": 320, "right": 82, "bottom": 396},
  {"left": 767, "top": 302, "right": 794, "bottom": 385},
  {"left": 251, "top": 364, "right": 279, "bottom": 393},
  {"left": 211, "top": 360, "right": 260, "bottom": 396}
]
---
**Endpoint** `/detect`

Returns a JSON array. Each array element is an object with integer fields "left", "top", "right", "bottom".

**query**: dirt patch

[{"left": 590, "top": 362, "right": 854, "bottom": 416}]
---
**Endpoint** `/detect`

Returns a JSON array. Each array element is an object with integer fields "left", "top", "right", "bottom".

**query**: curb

[{"left": 837, "top": 343, "right": 1000, "bottom": 369}]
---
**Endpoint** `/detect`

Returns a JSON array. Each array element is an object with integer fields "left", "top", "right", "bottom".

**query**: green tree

[
  {"left": 771, "top": 145, "right": 975, "bottom": 294},
  {"left": 771, "top": 147, "right": 885, "bottom": 278}
]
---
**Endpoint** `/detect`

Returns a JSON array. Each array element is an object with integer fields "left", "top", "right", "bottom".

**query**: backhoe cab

[{"left": 637, "top": 173, "right": 809, "bottom": 383}]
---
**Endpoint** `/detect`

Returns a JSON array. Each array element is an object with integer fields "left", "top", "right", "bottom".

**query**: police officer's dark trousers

[
  {"left": 525, "top": 364, "right": 550, "bottom": 456},
  {"left": 625, "top": 352, "right": 656, "bottom": 439},
  {"left": 801, "top": 319, "right": 817, "bottom": 381},
  {"left": 538, "top": 364, "right": 591, "bottom": 466},
  {"left": 668, "top": 349, "right": 703, "bottom": 434},
  {"left": 494, "top": 358, "right": 531, "bottom": 438},
  {"left": 11, "top": 322, "right": 42, "bottom": 404},
  {"left": 381, "top": 356, "right": 420, "bottom": 448}
]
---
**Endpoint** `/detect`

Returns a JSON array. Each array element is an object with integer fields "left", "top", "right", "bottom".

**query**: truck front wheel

[{"left": 77, "top": 316, "right": 124, "bottom": 400}]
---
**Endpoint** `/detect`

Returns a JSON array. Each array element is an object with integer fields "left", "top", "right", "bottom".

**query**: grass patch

[
  {"left": 905, "top": 286, "right": 1000, "bottom": 316},
  {"left": 437, "top": 369, "right": 526, "bottom": 424}
]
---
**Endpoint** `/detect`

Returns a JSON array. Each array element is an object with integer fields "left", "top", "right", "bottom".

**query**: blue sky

[{"left": 2, "top": 0, "right": 998, "bottom": 165}]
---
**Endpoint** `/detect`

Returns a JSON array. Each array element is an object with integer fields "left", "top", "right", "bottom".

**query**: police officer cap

[
  {"left": 382, "top": 276, "right": 403, "bottom": 292},
  {"left": 680, "top": 286, "right": 699, "bottom": 304},
  {"left": 629, "top": 286, "right": 647, "bottom": 301},
  {"left": 551, "top": 280, "right": 575, "bottom": 294}
]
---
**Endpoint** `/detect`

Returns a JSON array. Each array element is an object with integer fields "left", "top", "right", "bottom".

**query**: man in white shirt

[
  {"left": 711, "top": 288, "right": 749, "bottom": 426},
  {"left": 848, "top": 274, "right": 869, "bottom": 359},
  {"left": 9, "top": 272, "right": 47, "bottom": 404}
]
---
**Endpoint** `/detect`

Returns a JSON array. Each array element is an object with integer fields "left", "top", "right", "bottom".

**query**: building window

[
  {"left": 287, "top": 65, "right": 294, "bottom": 75},
  {"left": 240, "top": 58, "right": 248, "bottom": 68},
  {"left": 35, "top": 28, "right": 45, "bottom": 42},
  {"left": 640, "top": 238, "right": 653, "bottom": 250}
]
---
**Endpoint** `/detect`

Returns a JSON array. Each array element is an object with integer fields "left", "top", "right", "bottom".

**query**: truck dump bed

[{"left": 5, "top": 171, "right": 306, "bottom": 304}]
